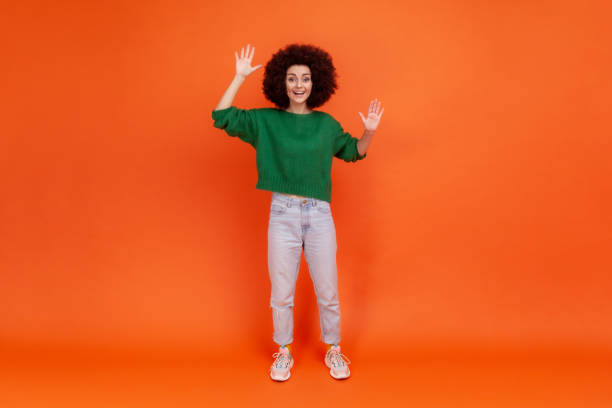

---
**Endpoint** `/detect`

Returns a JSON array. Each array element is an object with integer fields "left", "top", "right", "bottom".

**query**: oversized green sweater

[{"left": 212, "top": 106, "right": 366, "bottom": 202}]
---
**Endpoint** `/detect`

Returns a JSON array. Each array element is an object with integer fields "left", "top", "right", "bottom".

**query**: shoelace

[
  {"left": 272, "top": 351, "right": 291, "bottom": 368},
  {"left": 327, "top": 349, "right": 351, "bottom": 368}
]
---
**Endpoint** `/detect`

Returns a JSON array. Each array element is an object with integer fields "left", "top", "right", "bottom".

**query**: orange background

[{"left": 1, "top": 0, "right": 611, "bottom": 406}]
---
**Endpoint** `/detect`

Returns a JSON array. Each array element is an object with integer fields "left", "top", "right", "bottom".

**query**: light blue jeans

[{"left": 267, "top": 192, "right": 340, "bottom": 346}]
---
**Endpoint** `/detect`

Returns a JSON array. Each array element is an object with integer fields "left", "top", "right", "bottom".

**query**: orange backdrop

[{"left": 1, "top": 0, "right": 611, "bottom": 357}]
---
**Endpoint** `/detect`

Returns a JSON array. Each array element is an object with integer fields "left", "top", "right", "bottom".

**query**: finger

[
  {"left": 376, "top": 100, "right": 382, "bottom": 114},
  {"left": 369, "top": 100, "right": 374, "bottom": 113},
  {"left": 378, "top": 107, "right": 385, "bottom": 119},
  {"left": 358, "top": 112, "right": 365, "bottom": 124},
  {"left": 246, "top": 44, "right": 250, "bottom": 59},
  {"left": 251, "top": 64, "right": 263, "bottom": 72},
  {"left": 235, "top": 51, "right": 239, "bottom": 62},
  {"left": 240, "top": 47, "right": 244, "bottom": 59}
]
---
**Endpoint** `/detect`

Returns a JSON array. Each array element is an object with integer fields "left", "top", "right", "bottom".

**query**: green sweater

[{"left": 212, "top": 106, "right": 366, "bottom": 202}]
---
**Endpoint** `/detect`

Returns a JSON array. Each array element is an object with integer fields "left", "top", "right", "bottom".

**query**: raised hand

[
  {"left": 358, "top": 98, "right": 385, "bottom": 132},
  {"left": 235, "top": 44, "right": 262, "bottom": 78}
]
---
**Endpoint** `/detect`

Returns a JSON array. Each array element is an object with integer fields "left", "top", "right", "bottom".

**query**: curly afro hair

[{"left": 263, "top": 43, "right": 338, "bottom": 109}]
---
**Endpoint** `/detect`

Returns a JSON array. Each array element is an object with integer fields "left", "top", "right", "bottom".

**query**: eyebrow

[{"left": 286, "top": 73, "right": 311, "bottom": 76}]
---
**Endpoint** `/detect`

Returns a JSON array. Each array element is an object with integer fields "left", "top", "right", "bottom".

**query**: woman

[{"left": 212, "top": 43, "right": 384, "bottom": 381}]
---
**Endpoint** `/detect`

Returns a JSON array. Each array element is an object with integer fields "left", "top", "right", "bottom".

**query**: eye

[
  {"left": 303, "top": 77, "right": 310, "bottom": 82},
  {"left": 288, "top": 77, "right": 295, "bottom": 82}
]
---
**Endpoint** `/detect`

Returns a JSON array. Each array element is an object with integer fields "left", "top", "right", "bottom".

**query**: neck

[{"left": 285, "top": 102, "right": 312, "bottom": 114}]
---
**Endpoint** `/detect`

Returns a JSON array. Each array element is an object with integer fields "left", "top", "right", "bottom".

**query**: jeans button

[{"left": 302, "top": 199, "right": 307, "bottom": 204}]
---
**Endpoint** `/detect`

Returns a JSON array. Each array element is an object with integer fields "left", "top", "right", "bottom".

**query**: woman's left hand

[{"left": 358, "top": 98, "right": 384, "bottom": 132}]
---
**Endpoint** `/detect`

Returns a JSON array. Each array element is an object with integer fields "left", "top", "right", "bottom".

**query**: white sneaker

[
  {"left": 270, "top": 346, "right": 293, "bottom": 381},
  {"left": 324, "top": 345, "right": 351, "bottom": 379}
]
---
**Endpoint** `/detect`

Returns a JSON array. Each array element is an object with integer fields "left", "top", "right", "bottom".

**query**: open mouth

[{"left": 293, "top": 91, "right": 305, "bottom": 96}]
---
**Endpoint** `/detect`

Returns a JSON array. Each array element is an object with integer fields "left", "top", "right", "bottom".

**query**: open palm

[
  {"left": 358, "top": 98, "right": 385, "bottom": 132},
  {"left": 235, "top": 44, "right": 262, "bottom": 78}
]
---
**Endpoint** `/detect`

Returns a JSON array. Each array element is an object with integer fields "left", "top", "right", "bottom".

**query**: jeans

[{"left": 267, "top": 192, "right": 340, "bottom": 346}]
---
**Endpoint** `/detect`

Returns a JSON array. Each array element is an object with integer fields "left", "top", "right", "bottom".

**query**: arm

[
  {"left": 214, "top": 44, "right": 262, "bottom": 111},
  {"left": 357, "top": 129, "right": 375, "bottom": 156},
  {"left": 215, "top": 74, "right": 247, "bottom": 111},
  {"left": 356, "top": 98, "right": 385, "bottom": 156}
]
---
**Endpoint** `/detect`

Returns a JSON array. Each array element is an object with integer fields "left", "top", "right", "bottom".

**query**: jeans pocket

[
  {"left": 316, "top": 201, "right": 331, "bottom": 214},
  {"left": 270, "top": 203, "right": 287, "bottom": 216}
]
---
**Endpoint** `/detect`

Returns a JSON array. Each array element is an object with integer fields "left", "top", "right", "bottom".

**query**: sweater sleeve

[
  {"left": 211, "top": 106, "right": 258, "bottom": 148},
  {"left": 332, "top": 120, "right": 367, "bottom": 163}
]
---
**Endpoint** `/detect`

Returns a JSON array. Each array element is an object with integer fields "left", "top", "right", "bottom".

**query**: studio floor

[{"left": 2, "top": 344, "right": 611, "bottom": 407}]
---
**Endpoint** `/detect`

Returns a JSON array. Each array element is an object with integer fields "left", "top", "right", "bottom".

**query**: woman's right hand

[{"left": 235, "top": 44, "right": 262, "bottom": 78}]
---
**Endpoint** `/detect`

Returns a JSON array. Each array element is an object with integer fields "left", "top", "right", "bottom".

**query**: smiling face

[{"left": 285, "top": 64, "right": 312, "bottom": 107}]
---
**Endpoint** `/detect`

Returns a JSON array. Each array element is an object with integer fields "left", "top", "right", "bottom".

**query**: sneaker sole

[{"left": 330, "top": 368, "right": 350, "bottom": 380}]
